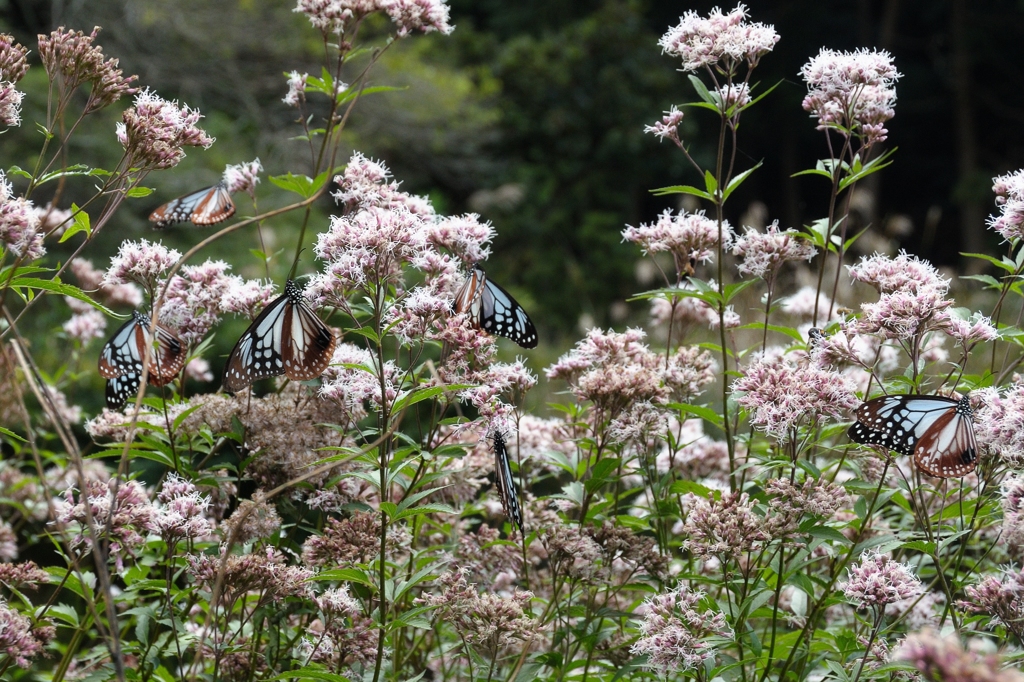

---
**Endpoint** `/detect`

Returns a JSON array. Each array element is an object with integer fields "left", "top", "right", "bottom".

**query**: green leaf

[
  {"left": 791, "top": 168, "right": 834, "bottom": 180},
  {"left": 59, "top": 203, "right": 91, "bottom": 243},
  {"left": 648, "top": 184, "right": 712, "bottom": 200},
  {"left": 5, "top": 165, "right": 31, "bottom": 179},
  {"left": 806, "top": 525, "right": 851, "bottom": 545},
  {"left": 393, "top": 384, "right": 469, "bottom": 414},
  {"left": 126, "top": 186, "right": 154, "bottom": 198},
  {"left": 961, "top": 251, "right": 1018, "bottom": 273},
  {"left": 669, "top": 479, "right": 716, "bottom": 499},
  {"left": 687, "top": 74, "right": 713, "bottom": 105},
  {"left": 268, "top": 169, "right": 332, "bottom": 199},
  {"left": 668, "top": 402, "right": 724, "bottom": 428},
  {"left": 722, "top": 161, "right": 762, "bottom": 202},
  {"left": 902, "top": 540, "right": 936, "bottom": 554},
  {"left": 316, "top": 568, "right": 376, "bottom": 587},
  {"left": 36, "top": 163, "right": 111, "bottom": 185},
  {"left": 337, "top": 84, "right": 406, "bottom": 105},
  {"left": 704, "top": 169, "right": 719, "bottom": 198},
  {"left": 9, "top": 277, "right": 117, "bottom": 317},
  {"left": 392, "top": 503, "right": 457, "bottom": 522},
  {"left": 0, "top": 425, "right": 26, "bottom": 442}
]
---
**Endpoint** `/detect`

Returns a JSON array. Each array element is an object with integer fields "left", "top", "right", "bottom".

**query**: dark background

[{"left": 1, "top": 0, "right": 1019, "bottom": 343}]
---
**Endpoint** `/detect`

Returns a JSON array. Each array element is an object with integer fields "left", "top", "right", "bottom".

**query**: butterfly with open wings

[
  {"left": 492, "top": 431, "right": 523, "bottom": 531},
  {"left": 223, "top": 279, "right": 336, "bottom": 392},
  {"left": 453, "top": 264, "right": 538, "bottom": 349},
  {"left": 149, "top": 183, "right": 235, "bottom": 228},
  {"left": 848, "top": 393, "right": 978, "bottom": 478},
  {"left": 98, "top": 311, "right": 186, "bottom": 409}
]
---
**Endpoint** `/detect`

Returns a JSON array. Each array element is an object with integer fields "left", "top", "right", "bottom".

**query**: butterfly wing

[
  {"left": 452, "top": 266, "right": 484, "bottom": 317},
  {"left": 849, "top": 394, "right": 977, "bottom": 478},
  {"left": 282, "top": 301, "right": 336, "bottom": 381},
  {"left": 223, "top": 292, "right": 290, "bottom": 392},
  {"left": 149, "top": 184, "right": 235, "bottom": 228},
  {"left": 106, "top": 371, "right": 140, "bottom": 410},
  {"left": 913, "top": 399, "right": 978, "bottom": 478},
  {"left": 223, "top": 280, "right": 335, "bottom": 392},
  {"left": 149, "top": 325, "right": 186, "bottom": 387},
  {"left": 98, "top": 313, "right": 146, "bottom": 378},
  {"left": 478, "top": 272, "right": 538, "bottom": 349},
  {"left": 493, "top": 433, "right": 523, "bottom": 531}
]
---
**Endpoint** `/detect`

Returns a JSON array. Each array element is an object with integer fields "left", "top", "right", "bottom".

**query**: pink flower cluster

[
  {"left": 840, "top": 550, "right": 922, "bottom": 609},
  {"left": 961, "top": 566, "right": 1024, "bottom": 640},
  {"left": 104, "top": 238, "right": 181, "bottom": 289},
  {"left": 294, "top": 0, "right": 452, "bottom": 37},
  {"left": 153, "top": 473, "right": 214, "bottom": 541},
  {"left": 989, "top": 168, "right": 1024, "bottom": 241},
  {"left": 117, "top": 89, "right": 213, "bottom": 171},
  {"left": 645, "top": 106, "right": 684, "bottom": 143},
  {"left": 162, "top": 260, "right": 269, "bottom": 345},
  {"left": 0, "top": 172, "right": 44, "bottom": 261},
  {"left": 56, "top": 478, "right": 157, "bottom": 571},
  {"left": 733, "top": 350, "right": 858, "bottom": 440},
  {"left": 0, "top": 599, "right": 53, "bottom": 668},
  {"left": 0, "top": 33, "right": 29, "bottom": 84},
  {"left": 733, "top": 221, "right": 815, "bottom": 280},
  {"left": 848, "top": 252, "right": 953, "bottom": 341},
  {"left": 623, "top": 208, "right": 732, "bottom": 280},
  {"left": 630, "top": 584, "right": 731, "bottom": 673},
  {"left": 223, "top": 158, "right": 262, "bottom": 196},
  {"left": 974, "top": 383, "right": 1024, "bottom": 468},
  {"left": 896, "top": 629, "right": 1024, "bottom": 682},
  {"left": 547, "top": 328, "right": 715, "bottom": 415},
  {"left": 800, "top": 48, "right": 900, "bottom": 144},
  {"left": 283, "top": 70, "right": 308, "bottom": 107},
  {"left": 37, "top": 27, "right": 137, "bottom": 112},
  {"left": 0, "top": 80, "right": 23, "bottom": 127},
  {"left": 658, "top": 4, "right": 779, "bottom": 73}
]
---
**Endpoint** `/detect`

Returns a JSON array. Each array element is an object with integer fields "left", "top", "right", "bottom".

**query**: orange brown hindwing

[
  {"left": 222, "top": 279, "right": 335, "bottom": 392},
  {"left": 149, "top": 184, "right": 236, "bottom": 228},
  {"left": 849, "top": 393, "right": 977, "bottom": 479}
]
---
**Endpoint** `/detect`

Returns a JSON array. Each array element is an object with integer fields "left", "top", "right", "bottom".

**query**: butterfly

[
  {"left": 452, "top": 264, "right": 538, "bottom": 348},
  {"left": 492, "top": 431, "right": 523, "bottom": 531},
  {"left": 223, "top": 279, "right": 337, "bottom": 392},
  {"left": 98, "top": 311, "right": 186, "bottom": 409},
  {"left": 149, "top": 183, "right": 235, "bottom": 228},
  {"left": 848, "top": 393, "right": 978, "bottom": 478}
]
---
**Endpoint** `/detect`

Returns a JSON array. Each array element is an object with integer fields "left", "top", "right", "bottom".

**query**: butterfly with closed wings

[
  {"left": 492, "top": 431, "right": 523, "bottom": 531},
  {"left": 223, "top": 279, "right": 337, "bottom": 392},
  {"left": 98, "top": 311, "right": 186, "bottom": 409},
  {"left": 453, "top": 264, "right": 538, "bottom": 348},
  {"left": 149, "top": 183, "right": 236, "bottom": 228},
  {"left": 848, "top": 393, "right": 978, "bottom": 478}
]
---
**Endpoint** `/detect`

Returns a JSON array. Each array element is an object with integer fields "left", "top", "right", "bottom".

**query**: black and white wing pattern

[
  {"left": 149, "top": 183, "right": 235, "bottom": 228},
  {"left": 99, "top": 311, "right": 186, "bottom": 408},
  {"left": 848, "top": 394, "right": 978, "bottom": 478},
  {"left": 453, "top": 264, "right": 538, "bottom": 349},
  {"left": 223, "top": 279, "right": 336, "bottom": 392},
  {"left": 106, "top": 371, "right": 141, "bottom": 411},
  {"left": 493, "top": 432, "right": 523, "bottom": 531}
]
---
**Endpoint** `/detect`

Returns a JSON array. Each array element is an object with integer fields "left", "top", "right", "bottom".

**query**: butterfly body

[
  {"left": 98, "top": 311, "right": 186, "bottom": 409},
  {"left": 493, "top": 432, "right": 523, "bottom": 531},
  {"left": 453, "top": 264, "right": 538, "bottom": 348},
  {"left": 848, "top": 393, "right": 977, "bottom": 478},
  {"left": 223, "top": 279, "right": 336, "bottom": 392},
  {"left": 149, "top": 183, "right": 235, "bottom": 228}
]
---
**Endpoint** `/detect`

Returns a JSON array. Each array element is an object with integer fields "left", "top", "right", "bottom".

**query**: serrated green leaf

[{"left": 59, "top": 204, "right": 90, "bottom": 243}]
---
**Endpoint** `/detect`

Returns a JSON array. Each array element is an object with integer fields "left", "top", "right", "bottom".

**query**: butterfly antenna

[{"left": 287, "top": 248, "right": 306, "bottom": 282}]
